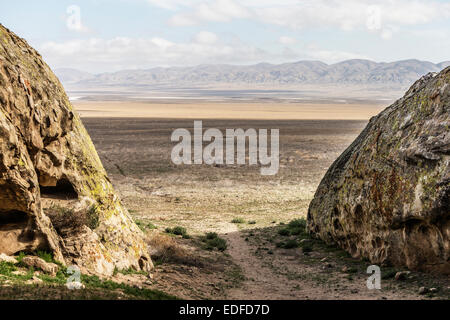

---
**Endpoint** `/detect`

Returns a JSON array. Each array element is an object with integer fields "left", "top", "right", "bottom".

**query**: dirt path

[
  {"left": 224, "top": 228, "right": 323, "bottom": 300},
  {"left": 222, "top": 227, "right": 427, "bottom": 300}
]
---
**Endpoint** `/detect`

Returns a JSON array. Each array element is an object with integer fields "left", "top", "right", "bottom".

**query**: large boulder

[
  {"left": 308, "top": 67, "right": 449, "bottom": 274},
  {"left": 0, "top": 24, "right": 152, "bottom": 275}
]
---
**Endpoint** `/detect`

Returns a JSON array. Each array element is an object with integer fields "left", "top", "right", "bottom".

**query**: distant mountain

[
  {"left": 438, "top": 61, "right": 450, "bottom": 69},
  {"left": 58, "top": 59, "right": 448, "bottom": 89},
  {"left": 54, "top": 68, "right": 94, "bottom": 84}
]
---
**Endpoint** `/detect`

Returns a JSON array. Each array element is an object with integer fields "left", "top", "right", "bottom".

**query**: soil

[{"left": 81, "top": 117, "right": 449, "bottom": 300}]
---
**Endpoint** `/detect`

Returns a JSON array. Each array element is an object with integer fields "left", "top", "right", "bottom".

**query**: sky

[{"left": 1, "top": 0, "right": 449, "bottom": 73}]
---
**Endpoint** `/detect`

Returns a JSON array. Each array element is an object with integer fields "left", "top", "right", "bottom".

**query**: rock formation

[
  {"left": 308, "top": 67, "right": 449, "bottom": 274},
  {"left": 0, "top": 24, "right": 152, "bottom": 275}
]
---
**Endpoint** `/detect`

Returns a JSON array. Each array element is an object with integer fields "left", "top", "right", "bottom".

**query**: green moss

[{"left": 81, "top": 274, "right": 177, "bottom": 300}]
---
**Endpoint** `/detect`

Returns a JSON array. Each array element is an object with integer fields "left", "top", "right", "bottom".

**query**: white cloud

[
  {"left": 193, "top": 31, "right": 219, "bottom": 44},
  {"left": 169, "top": 0, "right": 251, "bottom": 26},
  {"left": 146, "top": 0, "right": 202, "bottom": 11},
  {"left": 163, "top": 0, "right": 450, "bottom": 39},
  {"left": 39, "top": 35, "right": 271, "bottom": 72},
  {"left": 39, "top": 31, "right": 375, "bottom": 72},
  {"left": 279, "top": 36, "right": 296, "bottom": 45}
]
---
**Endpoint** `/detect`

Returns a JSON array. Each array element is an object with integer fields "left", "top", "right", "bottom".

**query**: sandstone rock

[
  {"left": 0, "top": 24, "right": 152, "bottom": 275},
  {"left": 418, "top": 287, "right": 429, "bottom": 295},
  {"left": 26, "top": 276, "right": 43, "bottom": 285},
  {"left": 308, "top": 67, "right": 450, "bottom": 274},
  {"left": 0, "top": 253, "right": 17, "bottom": 264},
  {"left": 22, "top": 256, "right": 59, "bottom": 276}
]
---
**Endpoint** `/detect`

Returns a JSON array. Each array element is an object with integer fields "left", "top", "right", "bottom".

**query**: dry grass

[{"left": 147, "top": 233, "right": 202, "bottom": 267}]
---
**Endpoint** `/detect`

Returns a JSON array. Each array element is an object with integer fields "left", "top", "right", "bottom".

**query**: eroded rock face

[
  {"left": 0, "top": 24, "right": 152, "bottom": 275},
  {"left": 308, "top": 67, "right": 449, "bottom": 274}
]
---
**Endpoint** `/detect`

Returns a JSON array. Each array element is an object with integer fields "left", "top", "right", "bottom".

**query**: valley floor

[
  {"left": 1, "top": 103, "right": 448, "bottom": 300},
  {"left": 80, "top": 115, "right": 447, "bottom": 300}
]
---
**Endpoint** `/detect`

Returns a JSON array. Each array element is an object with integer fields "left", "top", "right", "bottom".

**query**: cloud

[
  {"left": 163, "top": 0, "right": 450, "bottom": 39},
  {"left": 39, "top": 30, "right": 375, "bottom": 73},
  {"left": 39, "top": 35, "right": 272, "bottom": 72},
  {"left": 193, "top": 31, "right": 219, "bottom": 44},
  {"left": 169, "top": 0, "right": 251, "bottom": 26},
  {"left": 279, "top": 36, "right": 296, "bottom": 45}
]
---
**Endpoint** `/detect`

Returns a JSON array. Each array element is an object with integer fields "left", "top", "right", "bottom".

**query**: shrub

[
  {"left": 206, "top": 232, "right": 218, "bottom": 240},
  {"left": 148, "top": 233, "right": 201, "bottom": 266},
  {"left": 201, "top": 232, "right": 227, "bottom": 251},
  {"left": 283, "top": 240, "right": 299, "bottom": 249},
  {"left": 136, "top": 220, "right": 157, "bottom": 232},
  {"left": 288, "top": 219, "right": 306, "bottom": 229},
  {"left": 302, "top": 244, "right": 313, "bottom": 253},
  {"left": 278, "top": 228, "right": 290, "bottom": 236},
  {"left": 45, "top": 205, "right": 86, "bottom": 235},
  {"left": 231, "top": 218, "right": 245, "bottom": 224},
  {"left": 165, "top": 226, "right": 189, "bottom": 238}
]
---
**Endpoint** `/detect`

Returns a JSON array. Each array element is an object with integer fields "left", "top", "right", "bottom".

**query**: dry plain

[{"left": 74, "top": 101, "right": 449, "bottom": 300}]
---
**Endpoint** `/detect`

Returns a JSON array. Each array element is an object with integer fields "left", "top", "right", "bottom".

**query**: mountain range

[{"left": 56, "top": 59, "right": 450, "bottom": 89}]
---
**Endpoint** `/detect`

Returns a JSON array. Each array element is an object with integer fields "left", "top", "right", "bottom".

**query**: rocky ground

[{"left": 0, "top": 118, "right": 448, "bottom": 300}]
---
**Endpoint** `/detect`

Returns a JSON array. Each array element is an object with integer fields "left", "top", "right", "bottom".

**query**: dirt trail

[
  {"left": 222, "top": 227, "right": 425, "bottom": 300},
  {"left": 224, "top": 228, "right": 323, "bottom": 300}
]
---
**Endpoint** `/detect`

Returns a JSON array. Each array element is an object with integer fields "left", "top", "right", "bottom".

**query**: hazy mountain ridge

[{"left": 56, "top": 59, "right": 449, "bottom": 88}]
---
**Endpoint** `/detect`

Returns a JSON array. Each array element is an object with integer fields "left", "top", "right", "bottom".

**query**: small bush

[
  {"left": 206, "top": 232, "right": 218, "bottom": 240},
  {"left": 86, "top": 205, "right": 100, "bottom": 230},
  {"left": 136, "top": 220, "right": 157, "bottom": 232},
  {"left": 231, "top": 218, "right": 245, "bottom": 224},
  {"left": 201, "top": 232, "right": 227, "bottom": 251},
  {"left": 148, "top": 233, "right": 201, "bottom": 267},
  {"left": 289, "top": 227, "right": 303, "bottom": 235},
  {"left": 46, "top": 204, "right": 99, "bottom": 234},
  {"left": 278, "top": 228, "right": 290, "bottom": 236},
  {"left": 276, "top": 242, "right": 285, "bottom": 248},
  {"left": 248, "top": 221, "right": 256, "bottom": 225},
  {"left": 36, "top": 251, "right": 54, "bottom": 264},
  {"left": 283, "top": 240, "right": 299, "bottom": 249},
  {"left": 165, "top": 226, "right": 190, "bottom": 238},
  {"left": 288, "top": 219, "right": 306, "bottom": 229},
  {"left": 206, "top": 238, "right": 228, "bottom": 251}
]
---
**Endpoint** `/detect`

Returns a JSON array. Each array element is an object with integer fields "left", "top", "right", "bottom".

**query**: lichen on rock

[
  {"left": 308, "top": 67, "right": 449, "bottom": 274},
  {"left": 0, "top": 24, "right": 152, "bottom": 276}
]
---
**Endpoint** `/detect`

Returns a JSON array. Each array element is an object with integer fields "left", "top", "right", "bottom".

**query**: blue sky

[{"left": 1, "top": 0, "right": 449, "bottom": 73}]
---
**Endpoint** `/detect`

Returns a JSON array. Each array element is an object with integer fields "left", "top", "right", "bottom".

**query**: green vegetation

[
  {"left": 278, "top": 228, "right": 290, "bottom": 236},
  {"left": 165, "top": 226, "right": 190, "bottom": 239},
  {"left": 115, "top": 267, "right": 148, "bottom": 276},
  {"left": 277, "top": 219, "right": 307, "bottom": 237},
  {"left": 0, "top": 258, "right": 176, "bottom": 300},
  {"left": 201, "top": 232, "right": 228, "bottom": 251},
  {"left": 81, "top": 274, "right": 177, "bottom": 300},
  {"left": 283, "top": 240, "right": 299, "bottom": 249},
  {"left": 275, "top": 218, "right": 311, "bottom": 251},
  {"left": 135, "top": 220, "right": 157, "bottom": 232},
  {"left": 231, "top": 218, "right": 245, "bottom": 224},
  {"left": 36, "top": 251, "right": 55, "bottom": 264},
  {"left": 86, "top": 205, "right": 100, "bottom": 230}
]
